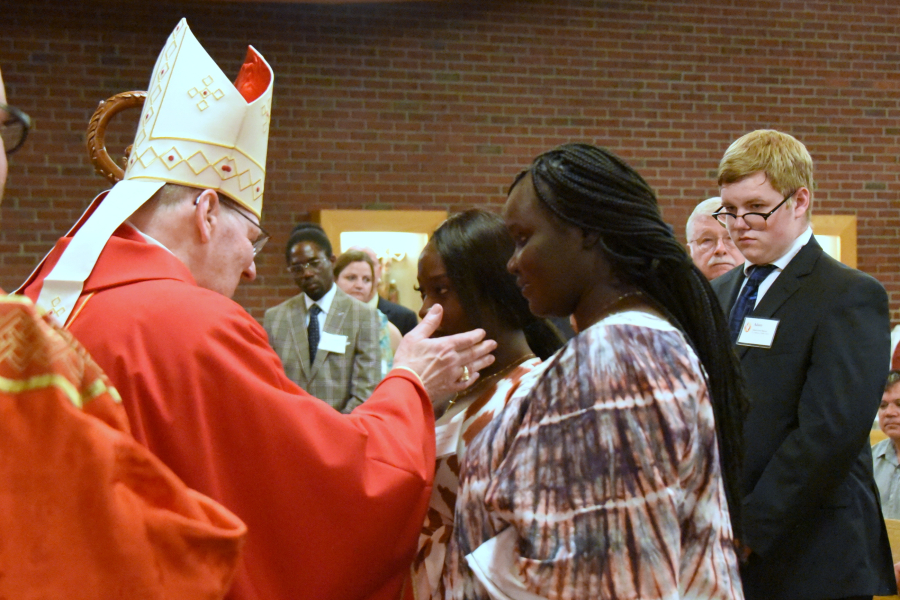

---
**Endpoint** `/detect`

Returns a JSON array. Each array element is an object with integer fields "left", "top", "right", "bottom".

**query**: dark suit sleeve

[
  {"left": 342, "top": 304, "right": 382, "bottom": 414},
  {"left": 379, "top": 297, "right": 418, "bottom": 336},
  {"left": 742, "top": 272, "right": 890, "bottom": 556}
]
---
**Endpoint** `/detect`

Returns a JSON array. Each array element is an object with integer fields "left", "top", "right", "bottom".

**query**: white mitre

[
  {"left": 126, "top": 18, "right": 272, "bottom": 217},
  {"left": 29, "top": 19, "right": 273, "bottom": 324}
]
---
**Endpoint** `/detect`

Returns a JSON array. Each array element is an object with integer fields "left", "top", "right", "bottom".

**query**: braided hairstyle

[
  {"left": 511, "top": 142, "right": 747, "bottom": 538},
  {"left": 431, "top": 209, "right": 564, "bottom": 360}
]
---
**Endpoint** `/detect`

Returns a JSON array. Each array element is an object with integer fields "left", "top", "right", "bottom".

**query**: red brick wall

[{"left": 3, "top": 0, "right": 899, "bottom": 323}]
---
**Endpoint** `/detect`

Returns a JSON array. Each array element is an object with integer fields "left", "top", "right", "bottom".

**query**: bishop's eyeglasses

[{"left": 1, "top": 103, "right": 33, "bottom": 155}]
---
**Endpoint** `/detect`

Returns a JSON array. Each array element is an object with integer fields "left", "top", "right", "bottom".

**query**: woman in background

[
  {"left": 443, "top": 144, "right": 747, "bottom": 600},
  {"left": 406, "top": 209, "right": 564, "bottom": 600},
  {"left": 334, "top": 249, "right": 401, "bottom": 374}
]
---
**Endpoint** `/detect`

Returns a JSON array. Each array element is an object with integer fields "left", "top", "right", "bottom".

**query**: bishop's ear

[{"left": 192, "top": 188, "right": 221, "bottom": 244}]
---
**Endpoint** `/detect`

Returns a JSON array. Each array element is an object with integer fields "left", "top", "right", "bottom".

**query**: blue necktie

[
  {"left": 308, "top": 304, "right": 322, "bottom": 365},
  {"left": 729, "top": 264, "right": 777, "bottom": 343}
]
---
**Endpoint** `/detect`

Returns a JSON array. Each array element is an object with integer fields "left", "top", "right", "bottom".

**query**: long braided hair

[
  {"left": 511, "top": 142, "right": 747, "bottom": 538},
  {"left": 431, "top": 209, "right": 564, "bottom": 360}
]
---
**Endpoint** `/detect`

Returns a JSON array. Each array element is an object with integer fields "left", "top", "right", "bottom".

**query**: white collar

[
  {"left": 742, "top": 225, "right": 813, "bottom": 276},
  {"left": 124, "top": 221, "right": 175, "bottom": 255},
  {"left": 305, "top": 283, "right": 336, "bottom": 314}
]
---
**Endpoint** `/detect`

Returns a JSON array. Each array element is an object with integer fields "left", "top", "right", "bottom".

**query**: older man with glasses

[
  {"left": 711, "top": 129, "right": 894, "bottom": 600},
  {"left": 685, "top": 196, "right": 745, "bottom": 280},
  {"left": 0, "top": 66, "right": 253, "bottom": 599}
]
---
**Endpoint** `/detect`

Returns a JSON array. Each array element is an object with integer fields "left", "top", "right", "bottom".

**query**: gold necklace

[
  {"left": 594, "top": 290, "right": 644, "bottom": 321},
  {"left": 446, "top": 353, "right": 536, "bottom": 411}
]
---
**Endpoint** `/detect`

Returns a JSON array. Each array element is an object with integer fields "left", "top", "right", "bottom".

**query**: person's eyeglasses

[
  {"left": 713, "top": 190, "right": 796, "bottom": 230},
  {"left": 689, "top": 233, "right": 737, "bottom": 253},
  {"left": 287, "top": 258, "right": 326, "bottom": 274},
  {"left": 195, "top": 194, "right": 270, "bottom": 256},
  {"left": 1, "top": 103, "right": 33, "bottom": 155},
  {"left": 225, "top": 203, "right": 270, "bottom": 256}
]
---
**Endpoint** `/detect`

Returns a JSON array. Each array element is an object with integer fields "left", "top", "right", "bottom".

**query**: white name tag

[
  {"left": 318, "top": 331, "right": 348, "bottom": 354},
  {"left": 435, "top": 414, "right": 464, "bottom": 458},
  {"left": 736, "top": 317, "right": 780, "bottom": 348}
]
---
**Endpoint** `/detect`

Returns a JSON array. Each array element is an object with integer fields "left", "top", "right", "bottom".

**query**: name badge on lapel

[
  {"left": 736, "top": 317, "right": 779, "bottom": 348},
  {"left": 318, "top": 331, "right": 349, "bottom": 354}
]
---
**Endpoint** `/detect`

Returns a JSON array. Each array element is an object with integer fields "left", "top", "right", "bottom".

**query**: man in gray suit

[
  {"left": 265, "top": 224, "right": 381, "bottom": 413},
  {"left": 711, "top": 129, "right": 894, "bottom": 600}
]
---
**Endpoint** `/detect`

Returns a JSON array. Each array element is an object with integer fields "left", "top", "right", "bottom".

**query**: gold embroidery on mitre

[
  {"left": 261, "top": 99, "right": 271, "bottom": 128},
  {"left": 186, "top": 150, "right": 213, "bottom": 175},
  {"left": 237, "top": 169, "right": 264, "bottom": 201},
  {"left": 137, "top": 146, "right": 159, "bottom": 169},
  {"left": 214, "top": 156, "right": 239, "bottom": 180},
  {"left": 187, "top": 75, "right": 225, "bottom": 111},
  {"left": 159, "top": 147, "right": 184, "bottom": 170},
  {"left": 131, "top": 146, "right": 259, "bottom": 193}
]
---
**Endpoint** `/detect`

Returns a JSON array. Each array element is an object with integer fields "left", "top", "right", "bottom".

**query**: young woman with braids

[
  {"left": 404, "top": 209, "right": 564, "bottom": 600},
  {"left": 443, "top": 143, "right": 747, "bottom": 600}
]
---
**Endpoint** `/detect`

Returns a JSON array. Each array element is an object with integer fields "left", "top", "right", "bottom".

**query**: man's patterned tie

[{"left": 729, "top": 264, "right": 777, "bottom": 343}]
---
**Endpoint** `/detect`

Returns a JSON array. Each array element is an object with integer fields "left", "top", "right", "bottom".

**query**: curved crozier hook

[{"left": 86, "top": 91, "right": 146, "bottom": 185}]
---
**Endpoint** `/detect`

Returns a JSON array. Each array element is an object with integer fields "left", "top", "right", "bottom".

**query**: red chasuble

[
  {"left": 0, "top": 291, "right": 246, "bottom": 599},
  {"left": 21, "top": 225, "right": 436, "bottom": 600}
]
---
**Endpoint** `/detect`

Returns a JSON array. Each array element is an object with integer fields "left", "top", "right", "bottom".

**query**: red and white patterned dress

[{"left": 408, "top": 357, "right": 544, "bottom": 600}]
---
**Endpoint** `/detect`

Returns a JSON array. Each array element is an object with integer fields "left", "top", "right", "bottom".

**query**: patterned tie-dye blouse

[{"left": 442, "top": 311, "right": 743, "bottom": 600}]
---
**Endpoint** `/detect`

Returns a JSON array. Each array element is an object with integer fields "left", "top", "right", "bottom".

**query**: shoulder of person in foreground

[{"left": 0, "top": 293, "right": 246, "bottom": 600}]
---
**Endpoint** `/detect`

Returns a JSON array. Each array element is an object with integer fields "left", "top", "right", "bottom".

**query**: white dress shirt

[
  {"left": 304, "top": 284, "right": 336, "bottom": 331},
  {"left": 739, "top": 226, "right": 813, "bottom": 307}
]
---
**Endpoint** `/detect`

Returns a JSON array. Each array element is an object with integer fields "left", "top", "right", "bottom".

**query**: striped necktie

[{"left": 729, "top": 264, "right": 776, "bottom": 343}]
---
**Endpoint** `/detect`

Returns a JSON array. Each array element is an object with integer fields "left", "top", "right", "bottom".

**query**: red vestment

[
  {"left": 22, "top": 225, "right": 436, "bottom": 600},
  {"left": 0, "top": 291, "right": 246, "bottom": 599}
]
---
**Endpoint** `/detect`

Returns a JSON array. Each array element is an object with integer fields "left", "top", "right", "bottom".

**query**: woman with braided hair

[{"left": 443, "top": 143, "right": 745, "bottom": 600}]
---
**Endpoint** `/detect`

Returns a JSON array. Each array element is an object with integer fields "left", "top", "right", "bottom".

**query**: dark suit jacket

[
  {"left": 712, "top": 237, "right": 894, "bottom": 600},
  {"left": 377, "top": 297, "right": 418, "bottom": 336}
]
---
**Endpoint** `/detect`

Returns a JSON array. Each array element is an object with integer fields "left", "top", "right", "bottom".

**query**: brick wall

[{"left": 3, "top": 0, "right": 899, "bottom": 323}]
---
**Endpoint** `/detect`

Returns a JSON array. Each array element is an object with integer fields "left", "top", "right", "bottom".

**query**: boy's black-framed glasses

[{"left": 713, "top": 190, "right": 796, "bottom": 230}]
